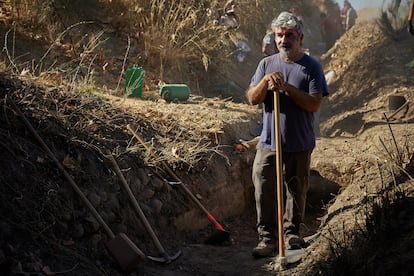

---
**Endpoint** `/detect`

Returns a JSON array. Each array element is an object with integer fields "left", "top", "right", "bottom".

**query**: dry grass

[
  {"left": 0, "top": 0, "right": 301, "bottom": 95},
  {"left": 1, "top": 0, "right": 272, "bottom": 169},
  {"left": 2, "top": 0, "right": 233, "bottom": 92},
  {"left": 376, "top": 1, "right": 410, "bottom": 41}
]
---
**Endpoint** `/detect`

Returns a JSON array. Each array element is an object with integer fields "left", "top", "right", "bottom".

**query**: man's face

[{"left": 275, "top": 27, "right": 302, "bottom": 58}]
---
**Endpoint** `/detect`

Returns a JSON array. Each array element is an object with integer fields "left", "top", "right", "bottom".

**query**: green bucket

[
  {"left": 125, "top": 65, "right": 144, "bottom": 97},
  {"left": 159, "top": 84, "right": 190, "bottom": 102}
]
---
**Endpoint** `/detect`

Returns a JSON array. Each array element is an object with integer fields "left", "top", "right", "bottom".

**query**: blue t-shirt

[{"left": 249, "top": 54, "right": 329, "bottom": 152}]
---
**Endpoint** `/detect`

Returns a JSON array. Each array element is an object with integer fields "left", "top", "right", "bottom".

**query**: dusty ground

[{"left": 1, "top": 3, "right": 414, "bottom": 276}]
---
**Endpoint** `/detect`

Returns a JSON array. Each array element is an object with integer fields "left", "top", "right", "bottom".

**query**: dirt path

[{"left": 136, "top": 205, "right": 276, "bottom": 276}]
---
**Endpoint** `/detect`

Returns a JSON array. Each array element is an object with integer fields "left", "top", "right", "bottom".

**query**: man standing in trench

[{"left": 246, "top": 11, "right": 329, "bottom": 258}]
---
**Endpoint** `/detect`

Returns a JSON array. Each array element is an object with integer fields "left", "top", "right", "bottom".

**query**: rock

[
  {"left": 106, "top": 211, "right": 117, "bottom": 224},
  {"left": 84, "top": 216, "right": 100, "bottom": 233},
  {"left": 111, "top": 176, "right": 121, "bottom": 192},
  {"left": 151, "top": 198, "right": 163, "bottom": 214},
  {"left": 113, "top": 223, "right": 128, "bottom": 234},
  {"left": 131, "top": 177, "right": 142, "bottom": 195},
  {"left": 137, "top": 168, "right": 150, "bottom": 186},
  {"left": 73, "top": 224, "right": 84, "bottom": 238},
  {"left": 151, "top": 177, "right": 165, "bottom": 191},
  {"left": 141, "top": 188, "right": 155, "bottom": 200},
  {"left": 55, "top": 221, "right": 69, "bottom": 233},
  {"left": 90, "top": 234, "right": 102, "bottom": 247},
  {"left": 61, "top": 211, "right": 72, "bottom": 221},
  {"left": 107, "top": 194, "right": 121, "bottom": 212},
  {"left": 0, "top": 248, "right": 5, "bottom": 260},
  {"left": 0, "top": 222, "right": 12, "bottom": 240},
  {"left": 88, "top": 192, "right": 101, "bottom": 208},
  {"left": 98, "top": 191, "right": 108, "bottom": 202}
]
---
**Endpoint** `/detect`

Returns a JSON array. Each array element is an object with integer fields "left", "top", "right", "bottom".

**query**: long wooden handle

[
  {"left": 273, "top": 91, "right": 285, "bottom": 259},
  {"left": 108, "top": 154, "right": 167, "bottom": 254}
]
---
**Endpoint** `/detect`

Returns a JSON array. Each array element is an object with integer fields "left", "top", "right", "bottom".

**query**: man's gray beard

[{"left": 279, "top": 48, "right": 290, "bottom": 60}]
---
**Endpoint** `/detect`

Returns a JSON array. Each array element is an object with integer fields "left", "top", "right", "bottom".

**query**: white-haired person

[{"left": 246, "top": 11, "right": 329, "bottom": 258}]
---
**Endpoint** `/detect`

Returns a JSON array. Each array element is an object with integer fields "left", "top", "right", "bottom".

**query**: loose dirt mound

[
  {"left": 0, "top": 73, "right": 263, "bottom": 275},
  {"left": 299, "top": 12, "right": 414, "bottom": 276},
  {"left": 319, "top": 19, "right": 414, "bottom": 138}
]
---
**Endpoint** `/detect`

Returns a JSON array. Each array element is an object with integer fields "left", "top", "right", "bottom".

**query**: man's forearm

[
  {"left": 283, "top": 83, "right": 323, "bottom": 112},
  {"left": 246, "top": 78, "right": 269, "bottom": 105}
]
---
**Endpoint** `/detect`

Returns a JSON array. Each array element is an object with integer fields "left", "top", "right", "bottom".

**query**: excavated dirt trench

[
  {"left": 0, "top": 72, "right": 343, "bottom": 276},
  {"left": 172, "top": 144, "right": 341, "bottom": 240}
]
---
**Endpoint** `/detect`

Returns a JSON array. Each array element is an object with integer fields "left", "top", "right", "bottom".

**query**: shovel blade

[
  {"left": 285, "top": 248, "right": 304, "bottom": 264},
  {"left": 147, "top": 250, "right": 182, "bottom": 264},
  {"left": 273, "top": 248, "right": 304, "bottom": 271},
  {"left": 204, "top": 230, "right": 231, "bottom": 245},
  {"left": 106, "top": 233, "right": 145, "bottom": 272}
]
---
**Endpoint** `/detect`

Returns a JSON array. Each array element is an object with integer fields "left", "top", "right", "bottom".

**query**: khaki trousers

[{"left": 252, "top": 147, "right": 311, "bottom": 243}]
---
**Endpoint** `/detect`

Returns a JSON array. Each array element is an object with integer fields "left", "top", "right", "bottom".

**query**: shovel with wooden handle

[
  {"left": 126, "top": 124, "right": 231, "bottom": 245},
  {"left": 8, "top": 98, "right": 145, "bottom": 273},
  {"left": 107, "top": 153, "right": 182, "bottom": 263},
  {"left": 272, "top": 91, "right": 304, "bottom": 271},
  {"left": 272, "top": 90, "right": 287, "bottom": 270}
]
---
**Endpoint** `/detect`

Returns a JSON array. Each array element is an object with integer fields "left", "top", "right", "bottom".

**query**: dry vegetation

[
  {"left": 0, "top": 0, "right": 322, "bottom": 97},
  {"left": 2, "top": 0, "right": 240, "bottom": 92},
  {"left": 0, "top": 0, "right": 316, "bottom": 166}
]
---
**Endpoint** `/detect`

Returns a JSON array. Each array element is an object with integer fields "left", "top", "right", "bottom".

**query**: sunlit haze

[{"left": 345, "top": 0, "right": 388, "bottom": 10}]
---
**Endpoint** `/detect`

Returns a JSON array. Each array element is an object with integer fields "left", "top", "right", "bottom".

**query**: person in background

[
  {"left": 339, "top": 0, "right": 348, "bottom": 34},
  {"left": 289, "top": 7, "right": 302, "bottom": 21},
  {"left": 246, "top": 11, "right": 329, "bottom": 258},
  {"left": 236, "top": 39, "right": 251, "bottom": 62},
  {"left": 388, "top": 0, "right": 401, "bottom": 19},
  {"left": 219, "top": 0, "right": 238, "bottom": 29},
  {"left": 319, "top": 11, "right": 340, "bottom": 50},
  {"left": 262, "top": 23, "right": 278, "bottom": 56},
  {"left": 341, "top": 0, "right": 357, "bottom": 32},
  {"left": 409, "top": 0, "right": 414, "bottom": 35}
]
